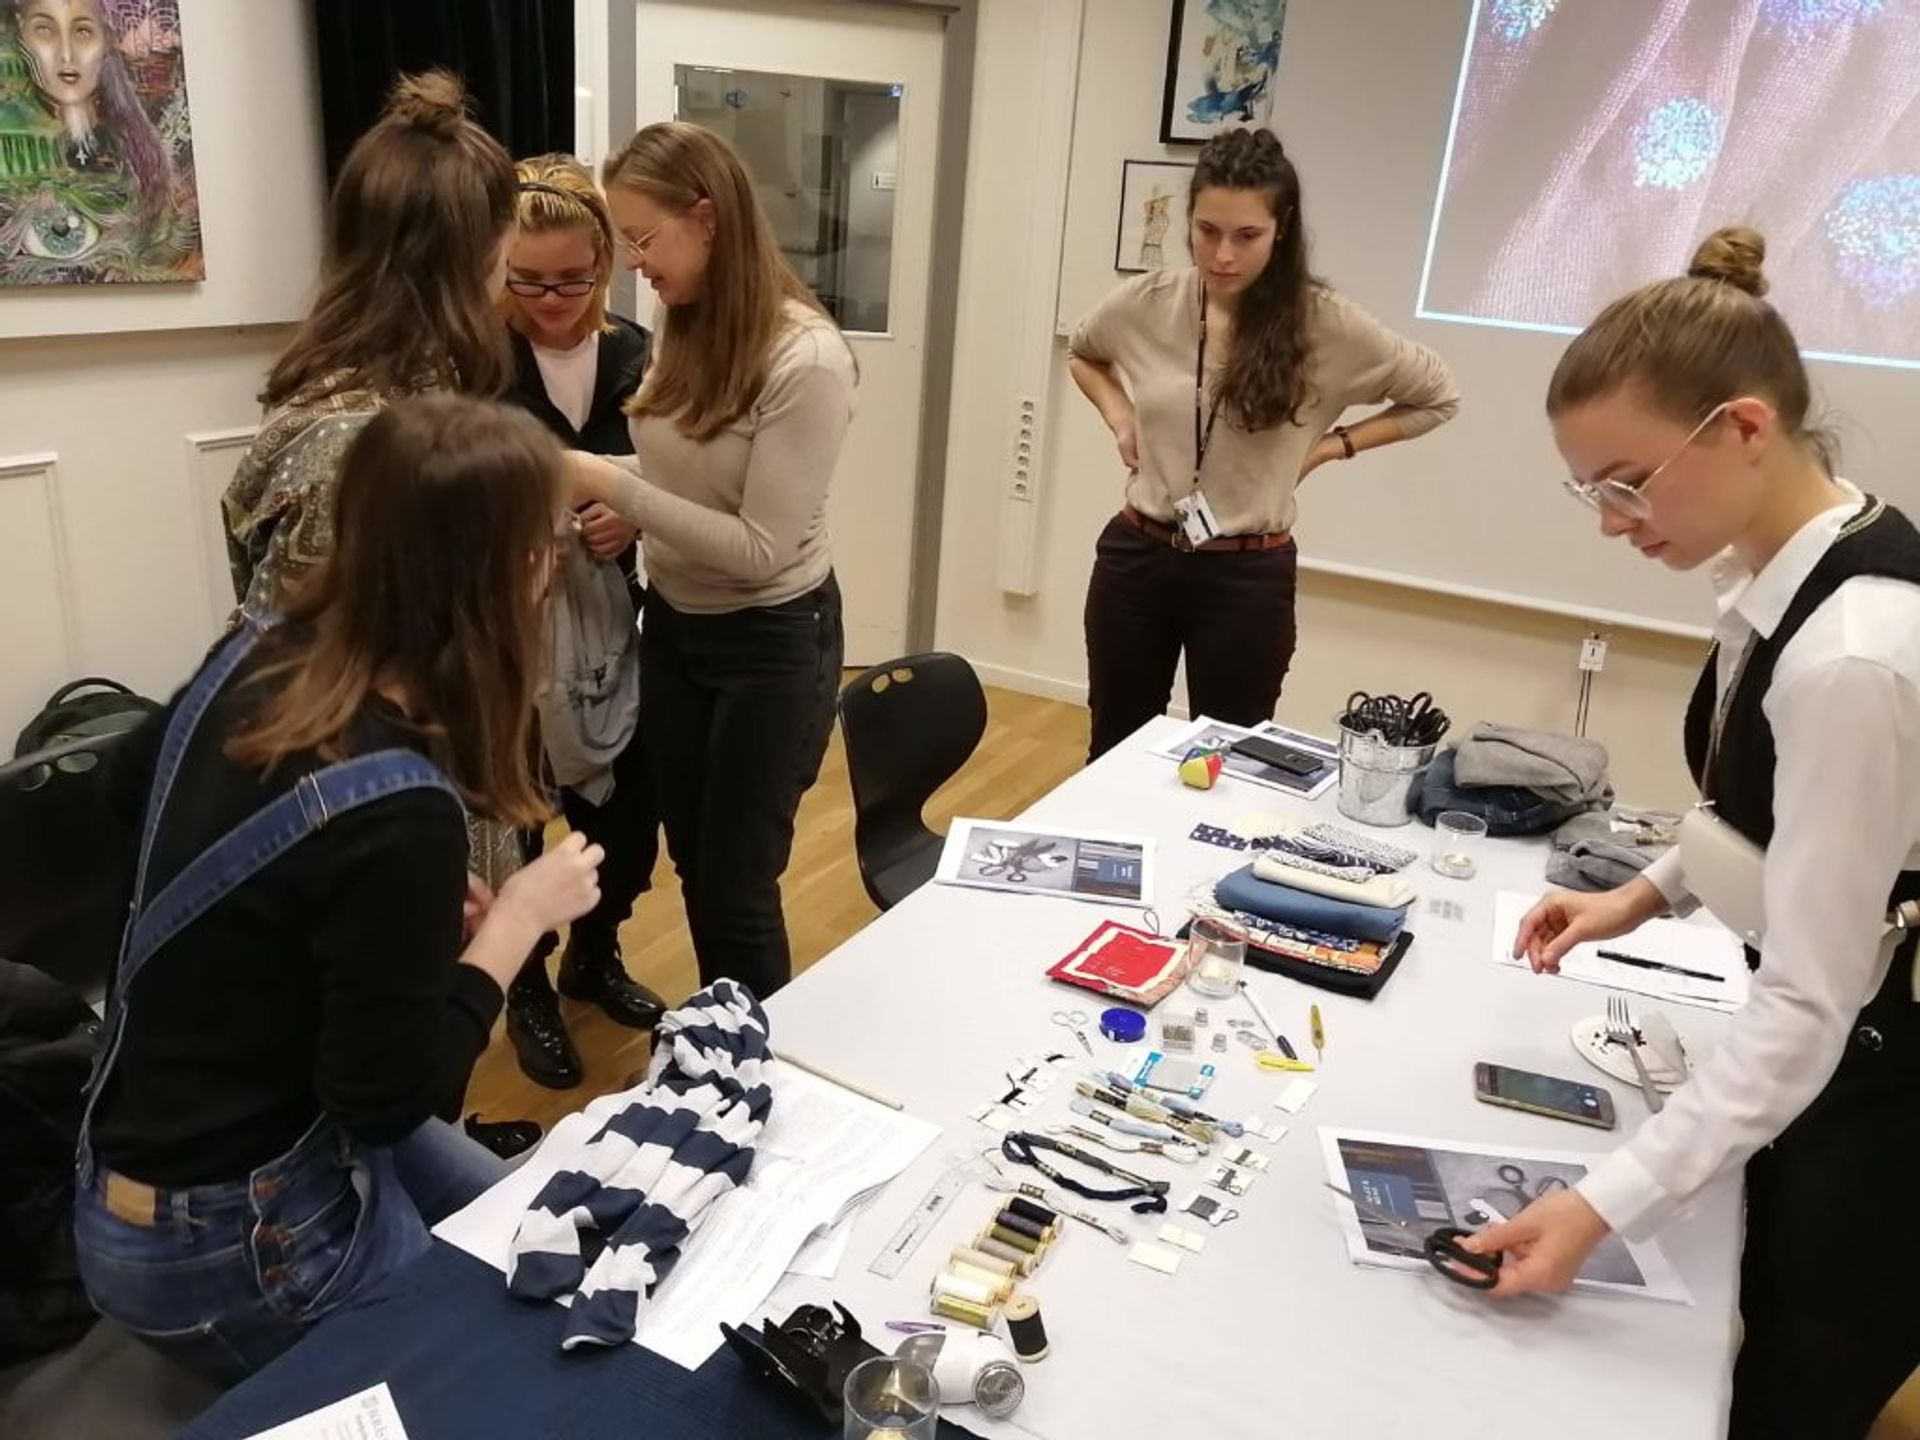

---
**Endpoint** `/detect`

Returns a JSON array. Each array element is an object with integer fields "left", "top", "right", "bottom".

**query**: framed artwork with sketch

[
  {"left": 1114, "top": 160, "right": 1193, "bottom": 275},
  {"left": 1160, "top": 0, "right": 1286, "bottom": 146}
]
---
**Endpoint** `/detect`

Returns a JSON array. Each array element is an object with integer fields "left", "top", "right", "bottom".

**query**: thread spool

[
  {"left": 951, "top": 1245, "right": 1018, "bottom": 1279},
  {"left": 973, "top": 1235, "right": 1037, "bottom": 1274},
  {"left": 931, "top": 1292, "right": 1000, "bottom": 1330},
  {"left": 995, "top": 1210, "right": 1051, "bottom": 1244},
  {"left": 948, "top": 1261, "right": 1017, "bottom": 1303},
  {"left": 1005, "top": 1295, "right": 1050, "bottom": 1363},
  {"left": 1004, "top": 1196, "right": 1059, "bottom": 1231},
  {"left": 931, "top": 1270, "right": 1003, "bottom": 1309},
  {"left": 988, "top": 1223, "right": 1043, "bottom": 1255}
]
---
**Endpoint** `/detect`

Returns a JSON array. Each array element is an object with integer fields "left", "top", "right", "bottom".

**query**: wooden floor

[
  {"left": 462, "top": 681, "right": 1089, "bottom": 1132},
  {"left": 460, "top": 680, "right": 1920, "bottom": 1437}
]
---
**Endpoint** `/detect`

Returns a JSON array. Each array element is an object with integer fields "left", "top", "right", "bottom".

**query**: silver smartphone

[{"left": 1473, "top": 1062, "right": 1617, "bottom": 1130}]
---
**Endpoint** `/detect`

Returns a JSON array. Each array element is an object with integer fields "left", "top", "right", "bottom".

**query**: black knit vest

[{"left": 1682, "top": 496, "right": 1920, "bottom": 982}]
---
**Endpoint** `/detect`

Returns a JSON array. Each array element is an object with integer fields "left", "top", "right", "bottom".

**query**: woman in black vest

[
  {"left": 1484, "top": 228, "right": 1920, "bottom": 1437},
  {"left": 497, "top": 156, "right": 662, "bottom": 1091}
]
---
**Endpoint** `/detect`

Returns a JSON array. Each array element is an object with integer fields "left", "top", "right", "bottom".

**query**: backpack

[{"left": 14, "top": 679, "right": 158, "bottom": 759}]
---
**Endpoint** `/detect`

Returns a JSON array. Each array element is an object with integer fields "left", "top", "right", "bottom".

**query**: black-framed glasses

[{"left": 505, "top": 277, "right": 598, "bottom": 299}]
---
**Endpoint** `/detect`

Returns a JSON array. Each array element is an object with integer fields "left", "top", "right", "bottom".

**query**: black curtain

[{"left": 312, "top": 0, "right": 574, "bottom": 177}]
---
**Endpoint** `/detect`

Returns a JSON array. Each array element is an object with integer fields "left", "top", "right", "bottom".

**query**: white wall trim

[
  {"left": 973, "top": 660, "right": 1086, "bottom": 707},
  {"left": 183, "top": 427, "right": 258, "bottom": 637},
  {"left": 0, "top": 451, "right": 80, "bottom": 676}
]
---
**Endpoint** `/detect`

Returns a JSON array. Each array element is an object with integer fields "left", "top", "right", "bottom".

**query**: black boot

[
  {"left": 556, "top": 928, "right": 665, "bottom": 1030},
  {"left": 463, "top": 1114, "right": 542, "bottom": 1160},
  {"left": 505, "top": 967, "right": 583, "bottom": 1089}
]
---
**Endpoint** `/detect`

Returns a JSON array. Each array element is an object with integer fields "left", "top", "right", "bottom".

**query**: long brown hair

[
  {"left": 226, "top": 396, "right": 561, "bottom": 826},
  {"left": 602, "top": 122, "right": 832, "bottom": 441},
  {"left": 262, "top": 72, "right": 517, "bottom": 407},
  {"left": 1546, "top": 226, "right": 1834, "bottom": 470},
  {"left": 502, "top": 153, "right": 617, "bottom": 342},
  {"left": 1190, "top": 129, "right": 1320, "bottom": 432}
]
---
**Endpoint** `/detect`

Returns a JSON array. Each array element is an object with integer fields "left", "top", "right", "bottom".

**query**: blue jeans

[{"left": 74, "top": 1116, "right": 506, "bottom": 1385}]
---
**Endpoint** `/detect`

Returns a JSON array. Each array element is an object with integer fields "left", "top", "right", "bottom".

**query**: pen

[
  {"left": 1309, "top": 1004, "right": 1325, "bottom": 1068},
  {"left": 1238, "top": 980, "right": 1295, "bottom": 1057},
  {"left": 1595, "top": 950, "right": 1724, "bottom": 985}
]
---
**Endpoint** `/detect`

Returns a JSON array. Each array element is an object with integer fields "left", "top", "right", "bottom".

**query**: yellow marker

[
  {"left": 1310, "top": 1004, "right": 1325, "bottom": 1068},
  {"left": 1255, "top": 1051, "right": 1315, "bottom": 1072}
]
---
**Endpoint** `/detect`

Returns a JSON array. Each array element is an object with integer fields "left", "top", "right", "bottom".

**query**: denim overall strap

[{"left": 77, "top": 744, "right": 461, "bottom": 1180}]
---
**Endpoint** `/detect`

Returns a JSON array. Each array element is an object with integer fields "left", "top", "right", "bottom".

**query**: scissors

[
  {"left": 1489, "top": 1162, "right": 1568, "bottom": 1217},
  {"left": 1051, "top": 1008, "right": 1094, "bottom": 1056},
  {"left": 1323, "top": 1183, "right": 1502, "bottom": 1291},
  {"left": 977, "top": 838, "right": 1057, "bottom": 882}
]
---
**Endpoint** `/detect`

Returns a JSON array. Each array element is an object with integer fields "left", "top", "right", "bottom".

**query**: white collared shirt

[{"left": 1580, "top": 482, "right": 1920, "bottom": 1238}]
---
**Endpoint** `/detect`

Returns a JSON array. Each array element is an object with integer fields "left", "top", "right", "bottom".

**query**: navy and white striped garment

[{"left": 505, "top": 980, "right": 773, "bottom": 1350}]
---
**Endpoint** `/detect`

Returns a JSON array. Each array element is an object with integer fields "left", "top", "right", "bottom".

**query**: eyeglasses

[
  {"left": 1562, "top": 401, "right": 1731, "bottom": 520},
  {"left": 505, "top": 277, "right": 598, "bottom": 299},
  {"left": 618, "top": 213, "right": 683, "bottom": 265}
]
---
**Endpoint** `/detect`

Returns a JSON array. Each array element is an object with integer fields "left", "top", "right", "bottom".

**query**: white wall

[
  {"left": 934, "top": 0, "right": 1711, "bottom": 807},
  {"left": 0, "top": 0, "right": 321, "bottom": 738}
]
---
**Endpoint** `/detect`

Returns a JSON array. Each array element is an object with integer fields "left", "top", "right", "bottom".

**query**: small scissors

[
  {"left": 1324, "top": 1183, "right": 1502, "bottom": 1291},
  {"left": 1051, "top": 1008, "right": 1094, "bottom": 1056}
]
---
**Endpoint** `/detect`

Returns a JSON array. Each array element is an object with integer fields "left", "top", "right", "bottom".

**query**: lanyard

[{"left": 1193, "top": 287, "right": 1225, "bottom": 488}]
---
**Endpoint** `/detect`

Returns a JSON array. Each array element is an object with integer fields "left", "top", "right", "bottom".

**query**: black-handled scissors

[{"left": 1324, "top": 1183, "right": 1502, "bottom": 1291}]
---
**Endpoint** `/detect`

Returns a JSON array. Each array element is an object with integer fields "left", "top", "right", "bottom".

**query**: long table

[{"left": 192, "top": 717, "right": 1741, "bottom": 1439}]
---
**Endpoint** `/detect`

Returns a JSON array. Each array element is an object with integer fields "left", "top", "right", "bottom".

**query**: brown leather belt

[{"left": 1118, "top": 505, "right": 1293, "bottom": 553}]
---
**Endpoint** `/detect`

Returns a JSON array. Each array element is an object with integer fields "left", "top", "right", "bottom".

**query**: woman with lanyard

[
  {"left": 566, "top": 122, "right": 855, "bottom": 1000},
  {"left": 1481, "top": 228, "right": 1920, "bottom": 1438},
  {"left": 1068, "top": 128, "right": 1459, "bottom": 760}
]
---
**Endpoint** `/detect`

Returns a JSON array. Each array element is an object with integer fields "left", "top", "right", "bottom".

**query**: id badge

[{"left": 1173, "top": 489, "right": 1220, "bottom": 549}]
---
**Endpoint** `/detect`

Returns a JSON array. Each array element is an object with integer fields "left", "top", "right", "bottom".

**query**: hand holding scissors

[
  {"left": 1051, "top": 1008, "right": 1094, "bottom": 1056},
  {"left": 1324, "top": 1183, "right": 1502, "bottom": 1291}
]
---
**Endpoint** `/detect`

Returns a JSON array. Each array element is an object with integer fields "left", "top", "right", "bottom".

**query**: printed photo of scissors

[{"left": 1324, "top": 1183, "right": 1502, "bottom": 1291}]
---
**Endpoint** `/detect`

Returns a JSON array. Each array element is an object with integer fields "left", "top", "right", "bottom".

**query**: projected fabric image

[
  {"left": 0, "top": 0, "right": 203, "bottom": 286},
  {"left": 1418, "top": 0, "right": 1920, "bottom": 366}
]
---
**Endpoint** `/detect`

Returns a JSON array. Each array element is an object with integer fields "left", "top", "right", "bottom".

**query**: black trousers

[
  {"left": 1727, "top": 945, "right": 1920, "bottom": 1438},
  {"left": 640, "top": 575, "right": 843, "bottom": 999},
  {"left": 1083, "top": 514, "right": 1300, "bottom": 762},
  {"left": 515, "top": 725, "right": 659, "bottom": 977}
]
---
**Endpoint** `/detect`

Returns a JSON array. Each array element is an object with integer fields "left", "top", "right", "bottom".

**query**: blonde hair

[
  {"left": 1546, "top": 226, "right": 1834, "bottom": 469},
  {"left": 601, "top": 122, "right": 834, "bottom": 441},
  {"left": 503, "top": 153, "right": 616, "bottom": 342}
]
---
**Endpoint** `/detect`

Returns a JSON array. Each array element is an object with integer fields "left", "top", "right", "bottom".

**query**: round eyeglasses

[{"left": 1562, "top": 401, "right": 1731, "bottom": 521}]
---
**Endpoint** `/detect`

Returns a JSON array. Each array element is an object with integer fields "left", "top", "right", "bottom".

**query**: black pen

[{"left": 1597, "top": 950, "right": 1723, "bottom": 984}]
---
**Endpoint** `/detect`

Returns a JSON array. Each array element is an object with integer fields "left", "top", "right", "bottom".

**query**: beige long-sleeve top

[
  {"left": 1069, "top": 267, "right": 1460, "bottom": 536},
  {"left": 607, "top": 302, "right": 856, "bottom": 613}
]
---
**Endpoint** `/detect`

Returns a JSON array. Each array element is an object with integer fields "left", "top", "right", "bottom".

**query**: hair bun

[
  {"left": 383, "top": 70, "right": 471, "bottom": 139},
  {"left": 1688, "top": 225, "right": 1768, "bottom": 298}
]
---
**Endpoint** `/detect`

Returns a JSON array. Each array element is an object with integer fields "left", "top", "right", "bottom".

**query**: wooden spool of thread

[
  {"left": 1004, "top": 1196, "right": 1060, "bottom": 1233},
  {"left": 994, "top": 1210, "right": 1052, "bottom": 1244},
  {"left": 931, "top": 1292, "right": 1000, "bottom": 1330},
  {"left": 931, "top": 1268, "right": 1011, "bottom": 1308},
  {"left": 987, "top": 1222, "right": 1044, "bottom": 1255},
  {"left": 951, "top": 1245, "right": 1018, "bottom": 1279},
  {"left": 1005, "top": 1294, "right": 1050, "bottom": 1362},
  {"left": 947, "top": 1261, "right": 1017, "bottom": 1304},
  {"left": 972, "top": 1235, "right": 1037, "bottom": 1275}
]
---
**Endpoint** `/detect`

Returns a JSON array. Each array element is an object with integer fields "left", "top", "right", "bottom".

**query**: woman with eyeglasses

[
  {"left": 564, "top": 122, "right": 855, "bottom": 1001},
  {"left": 495, "top": 156, "right": 664, "bottom": 1092},
  {"left": 1477, "top": 228, "right": 1920, "bottom": 1438}
]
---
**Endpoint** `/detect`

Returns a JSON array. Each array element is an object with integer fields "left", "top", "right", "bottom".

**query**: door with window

[{"left": 633, "top": 0, "right": 944, "bottom": 665}]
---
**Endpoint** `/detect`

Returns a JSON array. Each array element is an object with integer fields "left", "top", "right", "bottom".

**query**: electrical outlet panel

[{"left": 1010, "top": 395, "right": 1038, "bottom": 501}]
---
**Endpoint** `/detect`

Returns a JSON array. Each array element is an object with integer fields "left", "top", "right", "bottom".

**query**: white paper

[
  {"left": 1491, "top": 891, "right": 1749, "bottom": 1012},
  {"left": 786, "top": 1213, "right": 855, "bottom": 1280},
  {"left": 243, "top": 1383, "right": 409, "bottom": 1440},
  {"left": 1127, "top": 1241, "right": 1183, "bottom": 1275},
  {"left": 1273, "top": 1078, "right": 1319, "bottom": 1113},
  {"left": 1152, "top": 715, "right": 1340, "bottom": 800},
  {"left": 934, "top": 818, "right": 1157, "bottom": 908},
  {"left": 1317, "top": 1127, "right": 1691, "bottom": 1305},
  {"left": 434, "top": 1063, "right": 938, "bottom": 1369}
]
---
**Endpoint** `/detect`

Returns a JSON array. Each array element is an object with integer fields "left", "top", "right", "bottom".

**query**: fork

[{"left": 1607, "top": 994, "right": 1664, "bottom": 1113}]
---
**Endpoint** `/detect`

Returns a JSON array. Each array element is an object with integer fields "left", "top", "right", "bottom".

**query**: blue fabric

[
  {"left": 1410, "top": 747, "right": 1597, "bottom": 838},
  {"left": 1214, "top": 864, "right": 1407, "bottom": 944},
  {"left": 182, "top": 1241, "right": 983, "bottom": 1440}
]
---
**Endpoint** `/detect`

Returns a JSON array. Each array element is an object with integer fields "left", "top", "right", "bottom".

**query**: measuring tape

[{"left": 868, "top": 1164, "right": 973, "bottom": 1278}]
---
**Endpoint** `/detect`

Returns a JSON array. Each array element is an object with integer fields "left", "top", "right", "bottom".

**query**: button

[{"left": 1856, "top": 1025, "right": 1885, "bottom": 1052}]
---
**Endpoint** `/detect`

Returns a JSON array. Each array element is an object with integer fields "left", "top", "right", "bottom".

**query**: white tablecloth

[{"left": 760, "top": 717, "right": 1740, "bottom": 1440}]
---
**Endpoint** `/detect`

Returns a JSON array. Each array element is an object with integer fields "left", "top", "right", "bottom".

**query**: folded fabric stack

[
  {"left": 1412, "top": 723, "right": 1615, "bottom": 837},
  {"left": 1546, "top": 808, "right": 1680, "bottom": 892},
  {"left": 1194, "top": 846, "right": 1418, "bottom": 999}
]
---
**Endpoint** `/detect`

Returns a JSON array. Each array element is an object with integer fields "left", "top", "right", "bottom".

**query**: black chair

[{"left": 838, "top": 653, "right": 987, "bottom": 911}]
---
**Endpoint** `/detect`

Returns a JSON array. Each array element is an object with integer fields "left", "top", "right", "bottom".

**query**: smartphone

[
  {"left": 1473, "top": 1063, "right": 1617, "bottom": 1130},
  {"left": 1230, "top": 735, "right": 1322, "bottom": 776}
]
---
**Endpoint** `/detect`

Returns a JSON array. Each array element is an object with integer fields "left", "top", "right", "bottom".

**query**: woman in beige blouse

[{"left": 1069, "top": 128, "right": 1460, "bottom": 759}]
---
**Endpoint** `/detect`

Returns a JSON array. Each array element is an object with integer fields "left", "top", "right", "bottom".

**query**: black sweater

[
  {"left": 90, "top": 665, "right": 500, "bottom": 1187},
  {"left": 508, "top": 314, "right": 652, "bottom": 455}
]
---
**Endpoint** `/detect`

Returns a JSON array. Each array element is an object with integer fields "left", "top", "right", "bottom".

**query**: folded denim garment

[
  {"left": 1412, "top": 748, "right": 1609, "bottom": 838},
  {"left": 1214, "top": 864, "right": 1407, "bottom": 945},
  {"left": 1251, "top": 853, "right": 1418, "bottom": 909},
  {"left": 1453, "top": 723, "right": 1611, "bottom": 804}
]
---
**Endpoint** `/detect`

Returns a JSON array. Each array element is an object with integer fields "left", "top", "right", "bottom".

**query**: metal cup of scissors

[
  {"left": 1323, "top": 1183, "right": 1502, "bottom": 1291},
  {"left": 1051, "top": 1009, "right": 1094, "bottom": 1056}
]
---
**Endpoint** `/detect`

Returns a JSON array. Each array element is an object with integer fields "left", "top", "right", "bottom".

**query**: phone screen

[{"left": 1486, "top": 1066, "right": 1605, "bottom": 1117}]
